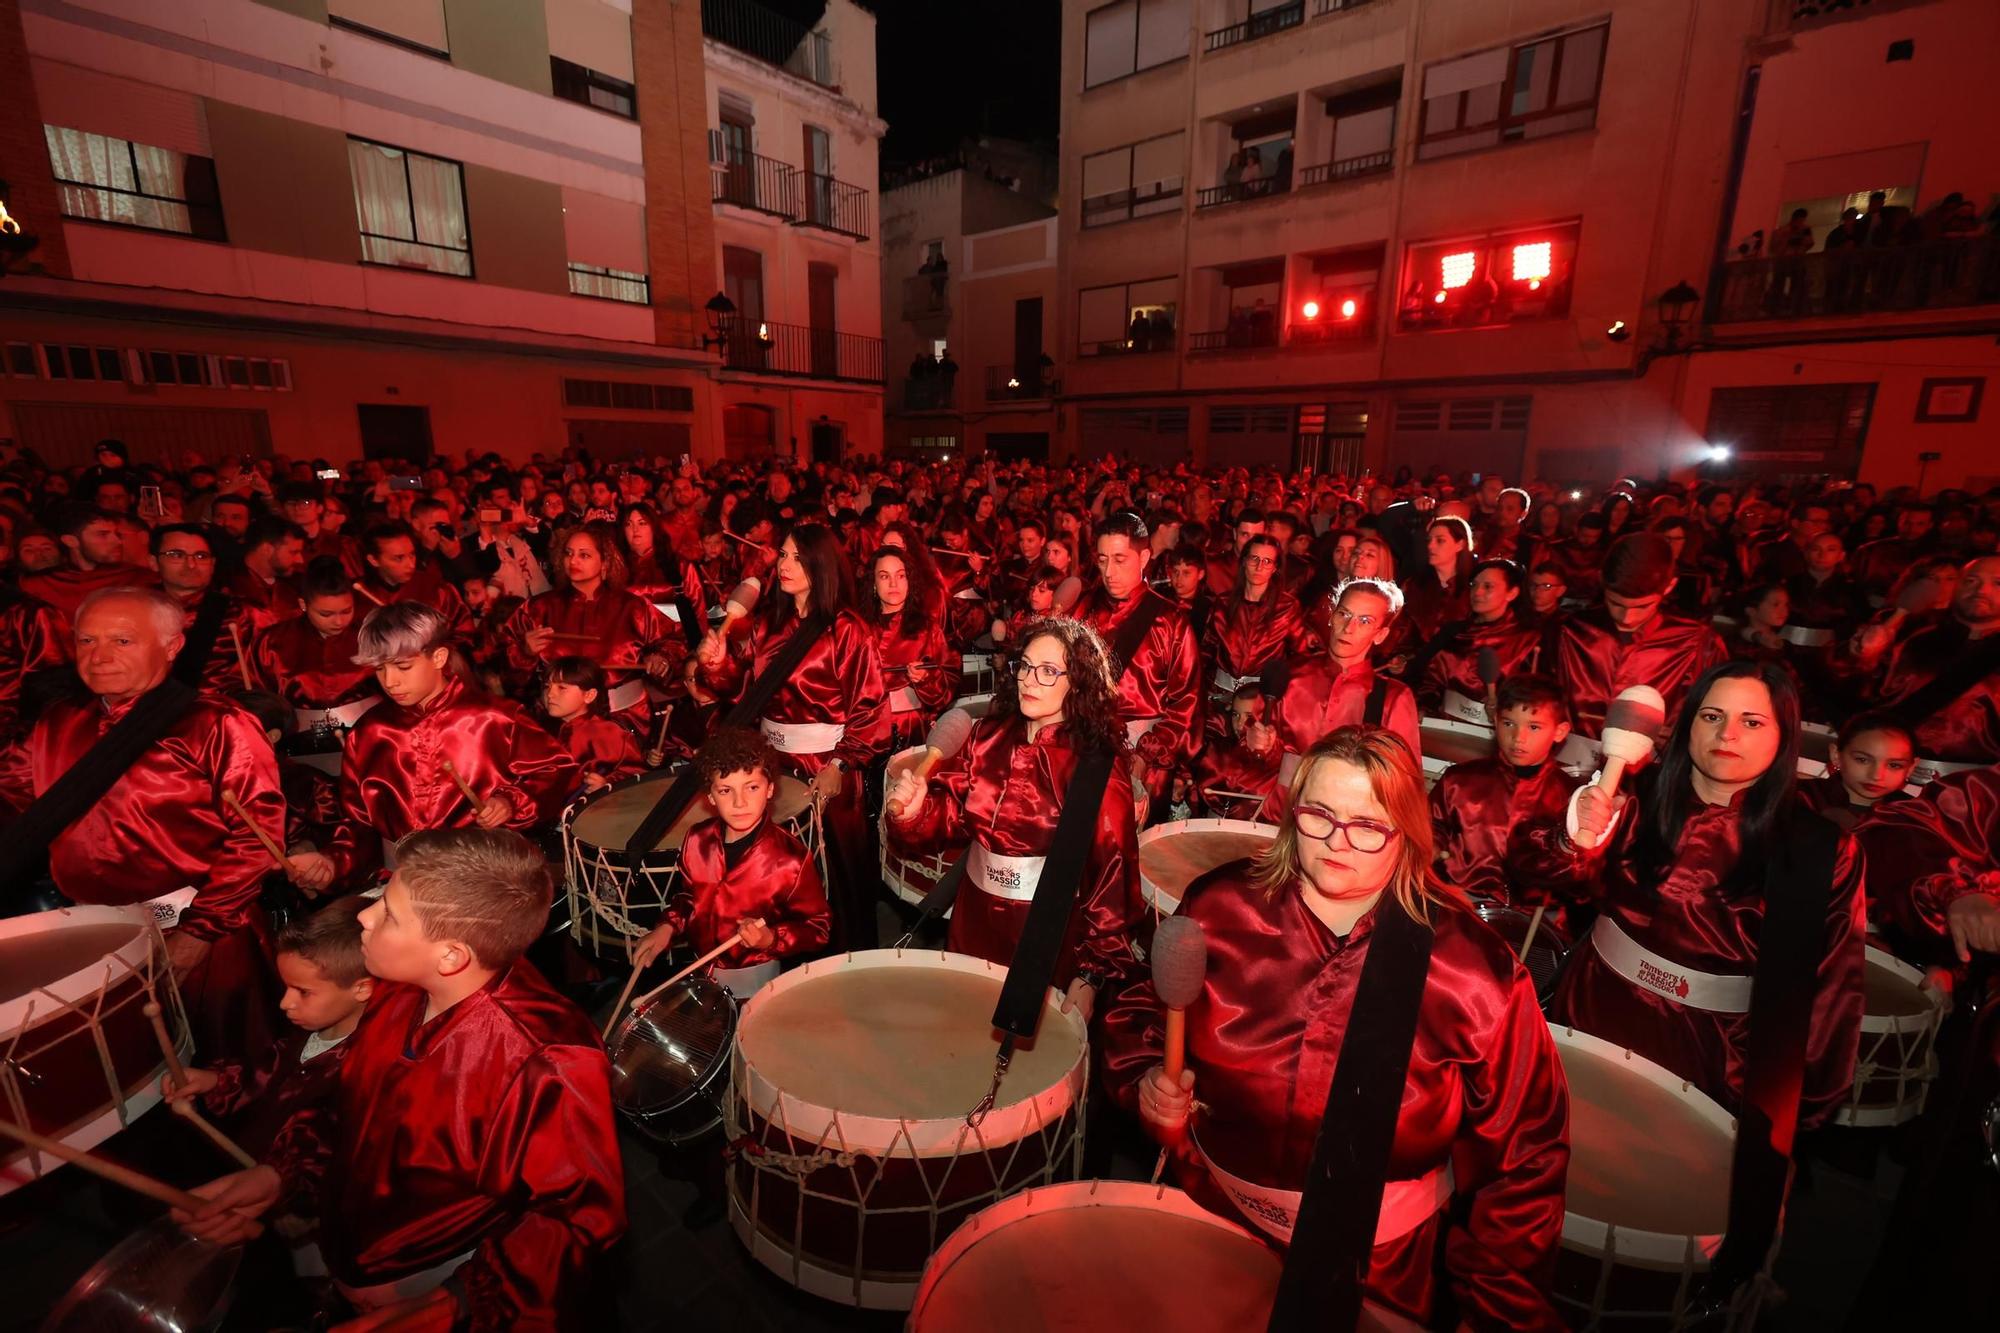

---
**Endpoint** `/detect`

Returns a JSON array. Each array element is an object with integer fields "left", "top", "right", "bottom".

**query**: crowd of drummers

[{"left": 2, "top": 435, "right": 1998, "bottom": 1331}]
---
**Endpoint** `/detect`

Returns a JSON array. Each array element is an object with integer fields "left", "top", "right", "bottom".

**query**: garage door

[{"left": 8, "top": 401, "right": 271, "bottom": 470}]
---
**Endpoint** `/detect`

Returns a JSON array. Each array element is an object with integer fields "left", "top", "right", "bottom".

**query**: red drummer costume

[
  {"left": 1206, "top": 581, "right": 1316, "bottom": 699},
  {"left": 354, "top": 521, "right": 474, "bottom": 644},
  {"left": 869, "top": 602, "right": 957, "bottom": 741},
  {"left": 0, "top": 593, "right": 71, "bottom": 740},
  {"left": 663, "top": 816, "right": 831, "bottom": 978},
  {"left": 1409, "top": 614, "right": 1540, "bottom": 717},
  {"left": 1264, "top": 583, "right": 1421, "bottom": 799},
  {"left": 557, "top": 713, "right": 644, "bottom": 787},
  {"left": 503, "top": 581, "right": 677, "bottom": 720},
  {"left": 1429, "top": 756, "right": 1582, "bottom": 906},
  {"left": 248, "top": 610, "right": 378, "bottom": 727},
  {"left": 1853, "top": 765, "right": 2000, "bottom": 967},
  {"left": 1100, "top": 868, "right": 1569, "bottom": 1329},
  {"left": 1073, "top": 516, "right": 1201, "bottom": 800}
]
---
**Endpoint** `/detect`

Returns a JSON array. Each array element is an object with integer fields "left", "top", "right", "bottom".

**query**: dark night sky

[{"left": 761, "top": 0, "right": 1063, "bottom": 168}]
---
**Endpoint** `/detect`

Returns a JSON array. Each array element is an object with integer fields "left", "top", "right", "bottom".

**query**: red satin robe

[
  {"left": 1073, "top": 585, "right": 1203, "bottom": 776},
  {"left": 938, "top": 558, "right": 991, "bottom": 650},
  {"left": 248, "top": 616, "right": 378, "bottom": 712},
  {"left": 1543, "top": 607, "right": 1728, "bottom": 738},
  {"left": 355, "top": 567, "right": 473, "bottom": 644},
  {"left": 1410, "top": 617, "right": 1542, "bottom": 713},
  {"left": 19, "top": 561, "right": 158, "bottom": 617},
  {"left": 625, "top": 552, "right": 707, "bottom": 613},
  {"left": 1099, "top": 870, "right": 1569, "bottom": 1329},
  {"left": 225, "top": 568, "right": 304, "bottom": 633},
  {"left": 502, "top": 585, "right": 677, "bottom": 714},
  {"left": 270, "top": 965, "right": 625, "bottom": 1330},
  {"left": 557, "top": 715, "right": 644, "bottom": 786},
  {"left": 1428, "top": 758, "right": 1582, "bottom": 905},
  {"left": 324, "top": 677, "right": 579, "bottom": 881},
  {"left": 869, "top": 607, "right": 958, "bottom": 742},
  {"left": 1871, "top": 620, "right": 2000, "bottom": 762},
  {"left": 1530, "top": 779, "right": 1866, "bottom": 1127},
  {"left": 1194, "top": 737, "right": 1282, "bottom": 822},
  {"left": 695, "top": 608, "right": 890, "bottom": 777},
  {"left": 0, "top": 595, "right": 71, "bottom": 741},
  {"left": 665, "top": 817, "right": 831, "bottom": 967},
  {"left": 1206, "top": 590, "right": 1316, "bottom": 690},
  {"left": 1393, "top": 570, "right": 1469, "bottom": 659},
  {"left": 1853, "top": 767, "right": 2000, "bottom": 967},
  {"left": 1265, "top": 656, "right": 1422, "bottom": 794},
  {"left": 173, "top": 591, "right": 262, "bottom": 695},
  {"left": 888, "top": 713, "right": 1141, "bottom": 988},
  {"left": 201, "top": 1025, "right": 348, "bottom": 1161}
]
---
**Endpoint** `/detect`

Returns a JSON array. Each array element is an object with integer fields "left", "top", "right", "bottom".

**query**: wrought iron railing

[
  {"left": 1712, "top": 235, "right": 2000, "bottom": 323},
  {"left": 1189, "top": 321, "right": 1282, "bottom": 353},
  {"left": 1298, "top": 149, "right": 1393, "bottom": 188},
  {"left": 1196, "top": 175, "right": 1290, "bottom": 210},
  {"left": 1206, "top": 1, "right": 1304, "bottom": 52},
  {"left": 902, "top": 273, "right": 950, "bottom": 321},
  {"left": 903, "top": 376, "right": 955, "bottom": 410},
  {"left": 711, "top": 150, "right": 800, "bottom": 218},
  {"left": 797, "top": 172, "right": 870, "bottom": 239},
  {"left": 723, "top": 320, "right": 883, "bottom": 383}
]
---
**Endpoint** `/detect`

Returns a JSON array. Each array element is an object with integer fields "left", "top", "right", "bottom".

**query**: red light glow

[
  {"left": 1440, "top": 251, "right": 1478, "bottom": 289},
  {"left": 1433, "top": 291, "right": 1448, "bottom": 305},
  {"left": 1339, "top": 298, "right": 1357, "bottom": 319},
  {"left": 1301, "top": 300, "right": 1321, "bottom": 320},
  {"left": 1512, "top": 241, "right": 1552, "bottom": 283}
]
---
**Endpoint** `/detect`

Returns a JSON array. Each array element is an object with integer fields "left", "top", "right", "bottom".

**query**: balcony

[
  {"left": 797, "top": 172, "right": 871, "bottom": 240},
  {"left": 1206, "top": 2, "right": 1304, "bottom": 53},
  {"left": 1298, "top": 149, "right": 1393, "bottom": 189},
  {"left": 701, "top": 0, "right": 837, "bottom": 89},
  {"left": 1196, "top": 175, "right": 1291, "bottom": 210},
  {"left": 722, "top": 321, "right": 884, "bottom": 383},
  {"left": 902, "top": 376, "right": 956, "bottom": 410},
  {"left": 985, "top": 365, "right": 1055, "bottom": 401},
  {"left": 1189, "top": 317, "right": 1281, "bottom": 354},
  {"left": 711, "top": 150, "right": 800, "bottom": 219},
  {"left": 1712, "top": 236, "right": 2000, "bottom": 324},
  {"left": 1314, "top": 0, "right": 1385, "bottom": 14},
  {"left": 902, "top": 273, "right": 950, "bottom": 321}
]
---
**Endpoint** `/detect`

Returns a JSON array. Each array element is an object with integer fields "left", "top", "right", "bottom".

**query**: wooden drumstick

[
  {"left": 0, "top": 1117, "right": 209, "bottom": 1212},
  {"left": 722, "top": 529, "right": 770, "bottom": 552},
  {"left": 628, "top": 929, "right": 751, "bottom": 1013},
  {"left": 644, "top": 708, "right": 673, "bottom": 769},
  {"left": 352, "top": 581, "right": 385, "bottom": 606},
  {"left": 144, "top": 1001, "right": 257, "bottom": 1169},
  {"left": 439, "top": 758, "right": 482, "bottom": 810},
  {"left": 602, "top": 962, "right": 650, "bottom": 1044},
  {"left": 222, "top": 791, "right": 293, "bottom": 873},
  {"left": 1518, "top": 903, "right": 1549, "bottom": 963},
  {"left": 228, "top": 621, "right": 253, "bottom": 691}
]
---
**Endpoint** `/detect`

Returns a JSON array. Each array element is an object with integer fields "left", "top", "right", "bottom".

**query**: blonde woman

[{"left": 1100, "top": 726, "right": 1568, "bottom": 1329}]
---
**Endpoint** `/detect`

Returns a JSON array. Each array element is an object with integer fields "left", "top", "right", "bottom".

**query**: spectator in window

[
  {"left": 1239, "top": 149, "right": 1264, "bottom": 188},
  {"left": 1735, "top": 229, "right": 1765, "bottom": 259},
  {"left": 1222, "top": 148, "right": 1245, "bottom": 189},
  {"left": 1775, "top": 208, "right": 1815, "bottom": 255}
]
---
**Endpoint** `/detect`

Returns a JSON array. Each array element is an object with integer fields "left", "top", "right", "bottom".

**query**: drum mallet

[
  {"left": 1152, "top": 915, "right": 1208, "bottom": 1146},
  {"left": 143, "top": 1001, "right": 258, "bottom": 1169},
  {"left": 439, "top": 759, "right": 483, "bottom": 811},
  {"left": 222, "top": 791, "right": 294, "bottom": 875},
  {"left": 0, "top": 1118, "right": 209, "bottom": 1212},
  {"left": 1476, "top": 646, "right": 1502, "bottom": 719},
  {"left": 228, "top": 622, "right": 254, "bottom": 692},
  {"left": 352, "top": 581, "right": 386, "bottom": 607},
  {"left": 643, "top": 707, "right": 675, "bottom": 770},
  {"left": 626, "top": 926, "right": 758, "bottom": 1014},
  {"left": 886, "top": 707, "right": 976, "bottom": 820},
  {"left": 1535, "top": 686, "right": 1665, "bottom": 956},
  {"left": 603, "top": 959, "right": 652, "bottom": 1044}
]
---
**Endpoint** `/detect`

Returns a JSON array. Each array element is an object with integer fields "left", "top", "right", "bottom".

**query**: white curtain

[
  {"left": 348, "top": 139, "right": 468, "bottom": 275},
  {"left": 348, "top": 139, "right": 413, "bottom": 240},
  {"left": 45, "top": 126, "right": 195, "bottom": 234}
]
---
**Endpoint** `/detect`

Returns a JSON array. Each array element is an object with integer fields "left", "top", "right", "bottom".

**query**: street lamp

[
  {"left": 699, "top": 291, "right": 736, "bottom": 351},
  {"left": 1656, "top": 280, "right": 1700, "bottom": 350},
  {"left": 0, "top": 181, "right": 41, "bottom": 277}
]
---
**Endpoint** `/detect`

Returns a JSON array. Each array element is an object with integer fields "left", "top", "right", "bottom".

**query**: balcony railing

[
  {"left": 1712, "top": 235, "right": 2000, "bottom": 323},
  {"left": 985, "top": 365, "right": 1053, "bottom": 401},
  {"left": 797, "top": 172, "right": 871, "bottom": 239},
  {"left": 1196, "top": 175, "right": 1291, "bottom": 210},
  {"left": 723, "top": 320, "right": 883, "bottom": 383},
  {"left": 1313, "top": 0, "right": 1384, "bottom": 15},
  {"left": 1206, "top": 1, "right": 1304, "bottom": 52},
  {"left": 1298, "top": 150, "right": 1393, "bottom": 188},
  {"left": 1189, "top": 319, "right": 1282, "bottom": 354},
  {"left": 701, "top": 0, "right": 837, "bottom": 89},
  {"left": 1286, "top": 318, "right": 1372, "bottom": 347},
  {"left": 902, "top": 376, "right": 955, "bottom": 410},
  {"left": 902, "top": 273, "right": 950, "bottom": 321},
  {"left": 711, "top": 150, "right": 800, "bottom": 218}
]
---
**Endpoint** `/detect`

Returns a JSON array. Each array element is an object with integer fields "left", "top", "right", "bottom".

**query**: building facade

[
  {"left": 1053, "top": 0, "right": 1997, "bottom": 490},
  {"left": 0, "top": 0, "right": 884, "bottom": 469}
]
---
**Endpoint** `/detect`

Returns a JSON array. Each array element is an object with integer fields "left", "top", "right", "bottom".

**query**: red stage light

[
  {"left": 1433, "top": 290, "right": 1448, "bottom": 305},
  {"left": 1339, "top": 298, "right": 1357, "bottom": 319},
  {"left": 1301, "top": 300, "right": 1320, "bottom": 320},
  {"left": 1440, "top": 251, "right": 1478, "bottom": 289},
  {"left": 1512, "top": 241, "right": 1552, "bottom": 283}
]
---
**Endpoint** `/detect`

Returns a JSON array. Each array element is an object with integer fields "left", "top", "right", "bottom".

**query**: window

[
  {"left": 347, "top": 138, "right": 472, "bottom": 277},
  {"left": 551, "top": 57, "right": 636, "bottom": 119},
  {"left": 329, "top": 0, "right": 448, "bottom": 56},
  {"left": 1418, "top": 22, "right": 1607, "bottom": 161},
  {"left": 1082, "top": 133, "right": 1186, "bottom": 227},
  {"left": 1290, "top": 243, "right": 1383, "bottom": 343},
  {"left": 568, "top": 264, "right": 650, "bottom": 304},
  {"left": 1084, "top": 0, "right": 1190, "bottom": 89},
  {"left": 563, "top": 379, "right": 693, "bottom": 411},
  {"left": 1397, "top": 221, "right": 1579, "bottom": 332},
  {"left": 1077, "top": 277, "right": 1179, "bottom": 355},
  {"left": 44, "top": 127, "right": 225, "bottom": 241},
  {"left": 4, "top": 344, "right": 37, "bottom": 378},
  {"left": 40, "top": 344, "right": 127, "bottom": 383}
]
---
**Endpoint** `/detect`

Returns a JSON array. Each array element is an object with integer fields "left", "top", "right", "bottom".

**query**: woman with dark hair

[
  {"left": 539, "top": 654, "right": 643, "bottom": 791},
  {"left": 619, "top": 502, "right": 708, "bottom": 615},
  {"left": 1101, "top": 726, "right": 1568, "bottom": 1328},
  {"left": 503, "top": 520, "right": 677, "bottom": 722},
  {"left": 1536, "top": 658, "right": 1865, "bottom": 1125},
  {"left": 886, "top": 616, "right": 1140, "bottom": 1016},
  {"left": 880, "top": 519, "right": 948, "bottom": 621},
  {"left": 1207, "top": 533, "right": 1315, "bottom": 701},
  {"left": 932, "top": 510, "right": 991, "bottom": 649},
  {"left": 696, "top": 523, "right": 889, "bottom": 948},
  {"left": 1407, "top": 557, "right": 1539, "bottom": 717},
  {"left": 1389, "top": 515, "right": 1475, "bottom": 666},
  {"left": 1599, "top": 490, "right": 1636, "bottom": 539},
  {"left": 866, "top": 545, "right": 958, "bottom": 743}
]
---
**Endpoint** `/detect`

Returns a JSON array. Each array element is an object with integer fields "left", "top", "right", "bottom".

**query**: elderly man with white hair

[{"left": 10, "top": 584, "right": 287, "bottom": 1058}]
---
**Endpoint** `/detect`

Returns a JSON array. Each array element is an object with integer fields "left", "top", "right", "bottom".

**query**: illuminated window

[
  {"left": 1440, "top": 251, "right": 1478, "bottom": 289},
  {"left": 1512, "top": 242, "right": 1552, "bottom": 282},
  {"left": 44, "top": 127, "right": 226, "bottom": 241},
  {"left": 1419, "top": 22, "right": 1609, "bottom": 161},
  {"left": 1399, "top": 222, "right": 1579, "bottom": 332}
]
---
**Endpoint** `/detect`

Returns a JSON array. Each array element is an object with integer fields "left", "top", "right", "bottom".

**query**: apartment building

[
  {"left": 0, "top": 0, "right": 885, "bottom": 468},
  {"left": 1054, "top": 0, "right": 1998, "bottom": 489},
  {"left": 881, "top": 139, "right": 1060, "bottom": 461}
]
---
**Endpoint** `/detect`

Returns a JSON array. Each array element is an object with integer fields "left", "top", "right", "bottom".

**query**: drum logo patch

[{"left": 1635, "top": 958, "right": 1691, "bottom": 1001}]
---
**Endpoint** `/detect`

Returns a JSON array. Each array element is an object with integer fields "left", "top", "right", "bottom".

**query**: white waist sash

[
  {"left": 761, "top": 718, "right": 845, "bottom": 755},
  {"left": 1440, "top": 687, "right": 1493, "bottom": 727},
  {"left": 138, "top": 886, "right": 200, "bottom": 931},
  {"left": 965, "top": 841, "right": 1048, "bottom": 903},
  {"left": 953, "top": 587, "right": 984, "bottom": 602},
  {"left": 293, "top": 696, "right": 381, "bottom": 732},
  {"left": 711, "top": 958, "right": 781, "bottom": 999},
  {"left": 1911, "top": 755, "right": 1985, "bottom": 785},
  {"left": 1590, "top": 915, "right": 1752, "bottom": 1013},
  {"left": 890, "top": 685, "right": 922, "bottom": 715},
  {"left": 337, "top": 1250, "right": 475, "bottom": 1311},
  {"left": 606, "top": 678, "right": 647, "bottom": 714},
  {"left": 1125, "top": 716, "right": 1162, "bottom": 749},
  {"left": 1212, "top": 666, "right": 1257, "bottom": 693},
  {"left": 1780, "top": 624, "right": 1834, "bottom": 648},
  {"left": 652, "top": 600, "right": 682, "bottom": 623},
  {"left": 1197, "top": 1135, "right": 1452, "bottom": 1247}
]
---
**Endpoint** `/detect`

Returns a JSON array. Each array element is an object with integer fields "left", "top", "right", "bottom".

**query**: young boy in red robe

[
  {"left": 540, "top": 655, "right": 645, "bottom": 793},
  {"left": 1194, "top": 685, "right": 1282, "bottom": 821},
  {"left": 178, "top": 829, "right": 626, "bottom": 1331},
  {"left": 1429, "top": 674, "right": 1582, "bottom": 909}
]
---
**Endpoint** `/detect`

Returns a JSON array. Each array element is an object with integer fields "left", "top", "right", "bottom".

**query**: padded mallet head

[{"left": 1151, "top": 916, "right": 1208, "bottom": 1010}]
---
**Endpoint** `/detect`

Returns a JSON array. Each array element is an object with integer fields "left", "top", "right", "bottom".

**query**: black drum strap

[
  {"left": 621, "top": 612, "right": 831, "bottom": 866},
  {"left": 1108, "top": 592, "right": 1168, "bottom": 683},
  {"left": 170, "top": 591, "right": 230, "bottom": 689},
  {"left": 989, "top": 748, "right": 1118, "bottom": 1041},
  {"left": 1363, "top": 677, "right": 1390, "bottom": 727},
  {"left": 1267, "top": 896, "right": 1436, "bottom": 1333},
  {"left": 1888, "top": 630, "right": 2000, "bottom": 733},
  {"left": 1705, "top": 814, "right": 1840, "bottom": 1298}
]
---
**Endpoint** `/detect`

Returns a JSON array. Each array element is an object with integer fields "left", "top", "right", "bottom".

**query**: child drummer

[
  {"left": 177, "top": 829, "right": 626, "bottom": 1330},
  {"left": 629, "top": 727, "right": 830, "bottom": 1001}
]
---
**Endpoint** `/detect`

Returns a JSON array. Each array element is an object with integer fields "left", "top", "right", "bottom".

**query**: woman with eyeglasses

[
  {"left": 885, "top": 616, "right": 1141, "bottom": 1020},
  {"left": 1100, "top": 726, "right": 1569, "bottom": 1329},
  {"left": 1206, "top": 533, "right": 1317, "bottom": 705}
]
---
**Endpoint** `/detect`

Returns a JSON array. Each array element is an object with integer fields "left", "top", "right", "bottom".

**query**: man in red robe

[
  {"left": 225, "top": 516, "right": 308, "bottom": 631},
  {"left": 1844, "top": 555, "right": 2000, "bottom": 766},
  {"left": 354, "top": 520, "right": 473, "bottom": 645},
  {"left": 0, "top": 591, "right": 71, "bottom": 742},
  {"left": 248, "top": 561, "right": 381, "bottom": 742},
  {"left": 1264, "top": 580, "right": 1421, "bottom": 808},
  {"left": 19, "top": 504, "right": 158, "bottom": 617},
  {"left": 149, "top": 524, "right": 261, "bottom": 694}
]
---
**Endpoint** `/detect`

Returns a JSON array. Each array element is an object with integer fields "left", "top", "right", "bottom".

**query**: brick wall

[
  {"left": 0, "top": 0, "right": 70, "bottom": 278},
  {"left": 633, "top": 0, "right": 719, "bottom": 353}
]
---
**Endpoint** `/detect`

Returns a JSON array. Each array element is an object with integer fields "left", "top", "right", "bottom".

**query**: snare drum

[
  {"left": 1419, "top": 715, "right": 1495, "bottom": 790},
  {"left": 909, "top": 1180, "right": 1421, "bottom": 1333},
  {"left": 605, "top": 973, "right": 737, "bottom": 1145},
  {"left": 1471, "top": 899, "right": 1571, "bottom": 1008},
  {"left": 877, "top": 696, "right": 993, "bottom": 912},
  {"left": 727, "top": 949, "right": 1087, "bottom": 1310},
  {"left": 1553, "top": 1026, "right": 1737, "bottom": 1330},
  {"left": 562, "top": 770, "right": 817, "bottom": 954},
  {"left": 1836, "top": 946, "right": 1944, "bottom": 1128},
  {"left": 0, "top": 906, "right": 191, "bottom": 1193}
]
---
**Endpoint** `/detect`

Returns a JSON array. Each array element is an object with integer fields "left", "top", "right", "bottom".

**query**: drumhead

[
  {"left": 1553, "top": 1027, "right": 1734, "bottom": 1264},
  {"left": 609, "top": 975, "right": 738, "bottom": 1114},
  {"left": 733, "top": 949, "right": 1086, "bottom": 1156},
  {"left": 1419, "top": 715, "right": 1494, "bottom": 769},
  {"left": 1138, "top": 820, "right": 1277, "bottom": 915},
  {"left": 572, "top": 772, "right": 810, "bottom": 854},
  {"left": 1860, "top": 945, "right": 1935, "bottom": 1023},
  {"left": 0, "top": 906, "right": 152, "bottom": 1034}
]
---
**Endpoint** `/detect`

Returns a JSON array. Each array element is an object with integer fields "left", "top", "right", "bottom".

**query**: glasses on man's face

[
  {"left": 1291, "top": 806, "right": 1397, "bottom": 852},
  {"left": 1333, "top": 608, "right": 1379, "bottom": 630},
  {"left": 1243, "top": 555, "right": 1277, "bottom": 569},
  {"left": 159, "top": 549, "right": 214, "bottom": 564},
  {"left": 1530, "top": 581, "right": 1563, "bottom": 593},
  {"left": 1013, "top": 659, "right": 1067, "bottom": 687}
]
